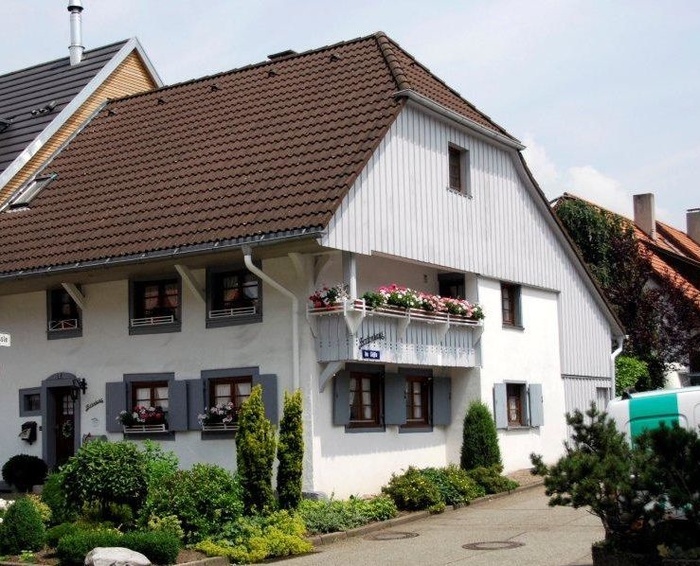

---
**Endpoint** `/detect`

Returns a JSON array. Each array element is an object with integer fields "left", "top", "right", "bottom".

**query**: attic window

[{"left": 7, "top": 173, "right": 58, "bottom": 210}]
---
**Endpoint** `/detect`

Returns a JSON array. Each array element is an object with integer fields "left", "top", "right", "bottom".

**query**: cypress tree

[
  {"left": 460, "top": 401, "right": 502, "bottom": 470},
  {"left": 236, "top": 385, "right": 276, "bottom": 515},
  {"left": 276, "top": 389, "right": 304, "bottom": 510}
]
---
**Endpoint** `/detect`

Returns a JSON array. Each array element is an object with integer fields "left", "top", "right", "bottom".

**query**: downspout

[
  {"left": 242, "top": 246, "right": 299, "bottom": 391},
  {"left": 610, "top": 335, "right": 626, "bottom": 398}
]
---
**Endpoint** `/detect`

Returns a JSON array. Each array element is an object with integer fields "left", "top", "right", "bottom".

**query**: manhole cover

[
  {"left": 366, "top": 531, "right": 419, "bottom": 541},
  {"left": 462, "top": 541, "right": 525, "bottom": 551}
]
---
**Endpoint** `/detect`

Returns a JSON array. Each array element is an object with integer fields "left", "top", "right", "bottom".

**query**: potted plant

[
  {"left": 308, "top": 283, "right": 349, "bottom": 308},
  {"left": 118, "top": 405, "right": 167, "bottom": 432},
  {"left": 198, "top": 402, "right": 238, "bottom": 430}
]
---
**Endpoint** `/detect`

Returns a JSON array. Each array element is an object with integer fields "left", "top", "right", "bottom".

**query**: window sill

[
  {"left": 502, "top": 323, "right": 524, "bottom": 331},
  {"left": 123, "top": 424, "right": 168, "bottom": 433},
  {"left": 47, "top": 328, "right": 83, "bottom": 340},
  {"left": 344, "top": 425, "right": 385, "bottom": 433},
  {"left": 446, "top": 186, "right": 472, "bottom": 199},
  {"left": 399, "top": 425, "right": 433, "bottom": 433},
  {"left": 129, "top": 322, "right": 181, "bottom": 335},
  {"left": 206, "top": 315, "right": 262, "bottom": 329},
  {"left": 122, "top": 425, "right": 175, "bottom": 441}
]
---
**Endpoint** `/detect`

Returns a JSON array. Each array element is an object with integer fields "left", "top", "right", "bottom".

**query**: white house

[{"left": 0, "top": 32, "right": 624, "bottom": 497}]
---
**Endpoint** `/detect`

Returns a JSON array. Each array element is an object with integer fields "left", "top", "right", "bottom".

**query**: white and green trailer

[{"left": 606, "top": 386, "right": 700, "bottom": 441}]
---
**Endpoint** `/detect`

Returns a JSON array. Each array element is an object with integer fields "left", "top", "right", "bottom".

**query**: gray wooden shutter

[
  {"left": 186, "top": 379, "right": 205, "bottom": 430},
  {"left": 333, "top": 370, "right": 350, "bottom": 426},
  {"left": 384, "top": 373, "right": 407, "bottom": 426},
  {"left": 432, "top": 376, "right": 452, "bottom": 426},
  {"left": 168, "top": 380, "right": 188, "bottom": 431},
  {"left": 105, "top": 382, "right": 127, "bottom": 433},
  {"left": 494, "top": 383, "right": 508, "bottom": 429},
  {"left": 254, "top": 374, "right": 279, "bottom": 424},
  {"left": 528, "top": 383, "right": 544, "bottom": 427}
]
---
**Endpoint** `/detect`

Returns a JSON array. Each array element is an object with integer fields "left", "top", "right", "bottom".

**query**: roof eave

[{"left": 395, "top": 89, "right": 525, "bottom": 151}]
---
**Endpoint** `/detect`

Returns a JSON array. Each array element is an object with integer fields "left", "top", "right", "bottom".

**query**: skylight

[{"left": 6, "top": 173, "right": 58, "bottom": 210}]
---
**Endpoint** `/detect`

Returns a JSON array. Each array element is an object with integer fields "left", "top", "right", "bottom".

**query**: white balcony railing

[
  {"left": 130, "top": 315, "right": 175, "bottom": 327},
  {"left": 308, "top": 299, "right": 483, "bottom": 390},
  {"left": 49, "top": 318, "right": 79, "bottom": 331},
  {"left": 208, "top": 305, "right": 257, "bottom": 319}
]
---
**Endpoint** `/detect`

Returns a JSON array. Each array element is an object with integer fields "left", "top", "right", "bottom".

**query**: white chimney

[
  {"left": 68, "top": 0, "right": 84, "bottom": 66},
  {"left": 633, "top": 193, "right": 656, "bottom": 240},
  {"left": 688, "top": 208, "right": 700, "bottom": 244}
]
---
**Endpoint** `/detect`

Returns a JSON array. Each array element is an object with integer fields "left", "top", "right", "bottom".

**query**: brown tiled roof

[{"left": 0, "top": 32, "right": 513, "bottom": 276}]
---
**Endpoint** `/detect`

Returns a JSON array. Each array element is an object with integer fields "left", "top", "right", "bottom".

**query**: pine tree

[{"left": 460, "top": 401, "right": 501, "bottom": 470}]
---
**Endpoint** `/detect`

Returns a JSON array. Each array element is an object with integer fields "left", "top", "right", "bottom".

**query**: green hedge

[{"left": 299, "top": 495, "right": 397, "bottom": 534}]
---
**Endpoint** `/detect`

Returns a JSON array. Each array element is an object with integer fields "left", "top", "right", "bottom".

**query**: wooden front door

[{"left": 54, "top": 389, "right": 75, "bottom": 468}]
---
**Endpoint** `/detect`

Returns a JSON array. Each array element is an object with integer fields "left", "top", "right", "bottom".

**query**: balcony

[{"left": 308, "top": 299, "right": 482, "bottom": 390}]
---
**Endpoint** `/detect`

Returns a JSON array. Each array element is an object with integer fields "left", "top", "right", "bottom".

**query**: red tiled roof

[
  {"left": 557, "top": 193, "right": 700, "bottom": 311},
  {"left": 0, "top": 32, "right": 513, "bottom": 276}
]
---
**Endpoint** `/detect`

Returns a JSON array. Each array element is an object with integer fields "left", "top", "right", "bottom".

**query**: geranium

[
  {"left": 362, "top": 284, "right": 485, "bottom": 320},
  {"left": 308, "top": 283, "right": 349, "bottom": 308},
  {"left": 118, "top": 405, "right": 167, "bottom": 426},
  {"left": 197, "top": 402, "right": 238, "bottom": 425},
  {"left": 378, "top": 284, "right": 422, "bottom": 309}
]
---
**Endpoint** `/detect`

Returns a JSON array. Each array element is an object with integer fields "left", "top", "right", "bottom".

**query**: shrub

[
  {"left": 466, "top": 465, "right": 519, "bottom": 494},
  {"left": 26, "top": 494, "right": 51, "bottom": 524},
  {"left": 381, "top": 467, "right": 443, "bottom": 511},
  {"left": 41, "top": 473, "right": 76, "bottom": 525},
  {"left": 0, "top": 497, "right": 46, "bottom": 554},
  {"left": 194, "top": 511, "right": 312, "bottom": 563},
  {"left": 236, "top": 385, "right": 276, "bottom": 515},
  {"left": 299, "top": 495, "right": 397, "bottom": 534},
  {"left": 460, "top": 401, "right": 501, "bottom": 471},
  {"left": 56, "top": 530, "right": 122, "bottom": 566},
  {"left": 2, "top": 454, "right": 48, "bottom": 492},
  {"left": 121, "top": 531, "right": 180, "bottom": 565},
  {"left": 59, "top": 440, "right": 148, "bottom": 519},
  {"left": 140, "top": 463, "right": 243, "bottom": 543},
  {"left": 277, "top": 389, "right": 304, "bottom": 510},
  {"left": 420, "top": 465, "right": 485, "bottom": 505},
  {"left": 141, "top": 440, "right": 179, "bottom": 489},
  {"left": 45, "top": 521, "right": 81, "bottom": 549},
  {"left": 147, "top": 514, "right": 185, "bottom": 541},
  {"left": 615, "top": 355, "right": 649, "bottom": 394}
]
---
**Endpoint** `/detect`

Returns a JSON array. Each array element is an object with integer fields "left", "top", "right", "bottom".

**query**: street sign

[{"left": 0, "top": 333, "right": 10, "bottom": 347}]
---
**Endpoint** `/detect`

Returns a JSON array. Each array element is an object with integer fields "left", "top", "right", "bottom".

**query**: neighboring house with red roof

[
  {"left": 0, "top": 32, "right": 624, "bottom": 495},
  {"left": 0, "top": 2, "right": 161, "bottom": 207},
  {"left": 556, "top": 192, "right": 700, "bottom": 387}
]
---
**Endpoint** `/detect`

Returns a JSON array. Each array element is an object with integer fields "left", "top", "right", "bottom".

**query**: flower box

[{"left": 123, "top": 424, "right": 168, "bottom": 434}]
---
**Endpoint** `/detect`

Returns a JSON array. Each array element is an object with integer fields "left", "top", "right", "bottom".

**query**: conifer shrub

[
  {"left": 121, "top": 531, "right": 180, "bottom": 565},
  {"left": 2, "top": 454, "right": 48, "bottom": 492},
  {"left": 236, "top": 385, "right": 276, "bottom": 515},
  {"left": 460, "top": 401, "right": 502, "bottom": 470},
  {"left": 0, "top": 496, "right": 46, "bottom": 554},
  {"left": 59, "top": 440, "right": 148, "bottom": 519},
  {"left": 277, "top": 389, "right": 304, "bottom": 510}
]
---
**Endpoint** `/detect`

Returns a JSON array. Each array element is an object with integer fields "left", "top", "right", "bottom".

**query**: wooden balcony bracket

[{"left": 319, "top": 360, "right": 344, "bottom": 393}]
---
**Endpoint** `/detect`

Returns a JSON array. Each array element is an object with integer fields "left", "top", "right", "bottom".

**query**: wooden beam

[
  {"left": 174, "top": 264, "right": 205, "bottom": 303},
  {"left": 61, "top": 282, "right": 85, "bottom": 310}
]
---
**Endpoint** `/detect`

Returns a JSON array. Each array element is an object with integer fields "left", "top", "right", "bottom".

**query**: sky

[{"left": 3, "top": 1, "right": 700, "bottom": 229}]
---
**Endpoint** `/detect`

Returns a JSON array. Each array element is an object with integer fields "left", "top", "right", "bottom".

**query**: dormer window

[
  {"left": 7, "top": 173, "right": 57, "bottom": 210},
  {"left": 47, "top": 287, "right": 82, "bottom": 339}
]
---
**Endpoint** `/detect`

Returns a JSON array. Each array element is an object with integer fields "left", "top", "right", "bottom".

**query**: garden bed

[{"left": 0, "top": 548, "right": 212, "bottom": 566}]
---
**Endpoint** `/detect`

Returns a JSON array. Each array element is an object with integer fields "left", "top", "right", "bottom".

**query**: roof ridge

[
  {"left": 0, "top": 39, "right": 130, "bottom": 80},
  {"left": 373, "top": 32, "right": 411, "bottom": 91}
]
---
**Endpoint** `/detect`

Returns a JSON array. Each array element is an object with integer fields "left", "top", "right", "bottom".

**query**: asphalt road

[{"left": 287, "top": 486, "right": 604, "bottom": 566}]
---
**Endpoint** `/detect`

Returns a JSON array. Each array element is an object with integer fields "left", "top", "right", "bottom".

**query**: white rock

[{"left": 84, "top": 547, "right": 151, "bottom": 566}]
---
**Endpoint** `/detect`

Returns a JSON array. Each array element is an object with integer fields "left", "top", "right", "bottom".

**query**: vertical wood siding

[
  {"left": 324, "top": 104, "right": 613, "bottom": 378},
  {"left": 562, "top": 375, "right": 612, "bottom": 416}
]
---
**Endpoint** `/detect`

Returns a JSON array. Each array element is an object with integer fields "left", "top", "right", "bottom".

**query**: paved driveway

[{"left": 288, "top": 487, "right": 604, "bottom": 566}]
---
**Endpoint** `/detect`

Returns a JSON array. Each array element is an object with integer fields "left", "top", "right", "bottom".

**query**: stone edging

[{"left": 307, "top": 477, "right": 545, "bottom": 546}]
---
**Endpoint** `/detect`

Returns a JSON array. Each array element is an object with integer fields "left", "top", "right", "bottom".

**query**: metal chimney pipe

[{"left": 68, "top": 0, "right": 84, "bottom": 66}]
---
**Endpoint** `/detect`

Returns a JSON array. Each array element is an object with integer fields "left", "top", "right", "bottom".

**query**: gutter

[
  {"left": 610, "top": 335, "right": 626, "bottom": 398},
  {"left": 242, "top": 246, "right": 300, "bottom": 391},
  {"left": 395, "top": 89, "right": 526, "bottom": 151}
]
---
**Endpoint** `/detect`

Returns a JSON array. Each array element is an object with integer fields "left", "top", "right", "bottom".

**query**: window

[
  {"left": 438, "top": 273, "right": 465, "bottom": 299},
  {"left": 105, "top": 373, "right": 188, "bottom": 436},
  {"left": 19, "top": 388, "right": 42, "bottom": 417},
  {"left": 206, "top": 267, "right": 262, "bottom": 327},
  {"left": 47, "top": 287, "right": 82, "bottom": 339},
  {"left": 448, "top": 145, "right": 470, "bottom": 194},
  {"left": 130, "top": 276, "right": 181, "bottom": 334},
  {"left": 494, "top": 382, "right": 543, "bottom": 429},
  {"left": 506, "top": 383, "right": 525, "bottom": 426},
  {"left": 349, "top": 372, "right": 382, "bottom": 428},
  {"left": 6, "top": 173, "right": 57, "bottom": 210},
  {"left": 405, "top": 375, "right": 430, "bottom": 427},
  {"left": 501, "top": 283, "right": 522, "bottom": 327},
  {"left": 208, "top": 376, "right": 252, "bottom": 420}
]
